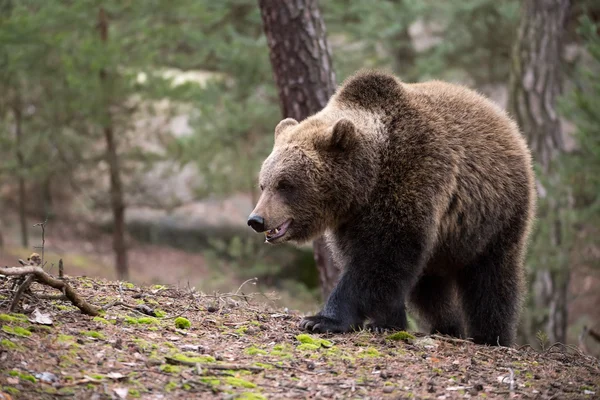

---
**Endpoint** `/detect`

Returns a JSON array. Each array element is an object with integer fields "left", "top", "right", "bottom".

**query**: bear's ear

[
  {"left": 319, "top": 118, "right": 357, "bottom": 152},
  {"left": 274, "top": 118, "right": 299, "bottom": 140}
]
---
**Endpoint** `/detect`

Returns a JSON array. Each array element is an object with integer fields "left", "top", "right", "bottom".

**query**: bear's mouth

[{"left": 264, "top": 219, "right": 293, "bottom": 243}]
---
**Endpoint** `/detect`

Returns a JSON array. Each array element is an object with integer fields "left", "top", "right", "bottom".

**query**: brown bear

[{"left": 247, "top": 70, "right": 536, "bottom": 347}]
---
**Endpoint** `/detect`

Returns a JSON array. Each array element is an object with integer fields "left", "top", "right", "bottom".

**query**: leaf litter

[{"left": 0, "top": 276, "right": 598, "bottom": 399}]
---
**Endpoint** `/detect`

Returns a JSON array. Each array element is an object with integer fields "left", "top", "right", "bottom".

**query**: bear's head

[{"left": 247, "top": 115, "right": 373, "bottom": 244}]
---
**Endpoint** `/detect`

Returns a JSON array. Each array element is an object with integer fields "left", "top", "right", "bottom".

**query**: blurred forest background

[{"left": 0, "top": 0, "right": 599, "bottom": 354}]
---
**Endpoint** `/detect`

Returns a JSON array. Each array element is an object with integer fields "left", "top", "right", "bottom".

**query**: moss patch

[
  {"left": 171, "top": 353, "right": 216, "bottom": 363},
  {"left": 235, "top": 393, "right": 267, "bottom": 400},
  {"left": 224, "top": 377, "right": 257, "bottom": 389},
  {"left": 174, "top": 317, "right": 191, "bottom": 329},
  {"left": 0, "top": 313, "right": 28, "bottom": 323},
  {"left": 245, "top": 346, "right": 267, "bottom": 356},
  {"left": 80, "top": 330, "right": 105, "bottom": 340},
  {"left": 2, "top": 325, "right": 31, "bottom": 337},
  {"left": 159, "top": 364, "right": 181, "bottom": 374},
  {"left": 386, "top": 331, "right": 416, "bottom": 341},
  {"left": 295, "top": 334, "right": 333, "bottom": 348}
]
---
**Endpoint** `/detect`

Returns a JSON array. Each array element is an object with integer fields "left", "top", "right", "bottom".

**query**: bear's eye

[{"left": 276, "top": 181, "right": 293, "bottom": 192}]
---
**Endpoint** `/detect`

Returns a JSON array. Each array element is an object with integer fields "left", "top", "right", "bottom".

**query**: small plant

[{"left": 535, "top": 330, "right": 549, "bottom": 351}]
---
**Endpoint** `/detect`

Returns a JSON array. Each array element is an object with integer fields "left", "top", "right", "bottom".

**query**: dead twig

[
  {"left": 164, "top": 357, "right": 263, "bottom": 372},
  {"left": 0, "top": 266, "right": 100, "bottom": 316},
  {"left": 33, "top": 217, "right": 48, "bottom": 268},
  {"left": 430, "top": 334, "right": 474, "bottom": 345}
]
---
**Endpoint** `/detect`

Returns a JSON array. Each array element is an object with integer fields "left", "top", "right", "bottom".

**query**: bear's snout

[{"left": 247, "top": 214, "right": 265, "bottom": 233}]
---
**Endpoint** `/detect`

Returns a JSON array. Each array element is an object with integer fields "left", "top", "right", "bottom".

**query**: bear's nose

[{"left": 247, "top": 214, "right": 265, "bottom": 232}]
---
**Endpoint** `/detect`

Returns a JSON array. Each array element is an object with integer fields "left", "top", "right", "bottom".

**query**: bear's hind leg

[
  {"left": 410, "top": 275, "right": 464, "bottom": 338},
  {"left": 457, "top": 243, "right": 524, "bottom": 347}
]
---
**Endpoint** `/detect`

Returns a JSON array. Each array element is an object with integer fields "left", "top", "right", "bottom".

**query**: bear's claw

[{"left": 299, "top": 315, "right": 350, "bottom": 333}]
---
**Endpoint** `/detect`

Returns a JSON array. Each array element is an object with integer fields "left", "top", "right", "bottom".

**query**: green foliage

[
  {"left": 414, "top": 0, "right": 520, "bottom": 84},
  {"left": 559, "top": 14, "right": 600, "bottom": 227}
]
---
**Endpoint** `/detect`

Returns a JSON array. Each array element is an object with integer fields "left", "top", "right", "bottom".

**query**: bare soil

[{"left": 1, "top": 274, "right": 599, "bottom": 400}]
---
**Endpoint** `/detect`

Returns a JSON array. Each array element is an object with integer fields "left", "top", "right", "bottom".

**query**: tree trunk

[
  {"left": 258, "top": 0, "right": 340, "bottom": 300},
  {"left": 13, "top": 99, "right": 28, "bottom": 248},
  {"left": 98, "top": 7, "right": 129, "bottom": 281},
  {"left": 508, "top": 0, "right": 571, "bottom": 345}
]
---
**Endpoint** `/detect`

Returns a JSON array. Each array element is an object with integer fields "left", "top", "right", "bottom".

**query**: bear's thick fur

[{"left": 248, "top": 70, "right": 536, "bottom": 346}]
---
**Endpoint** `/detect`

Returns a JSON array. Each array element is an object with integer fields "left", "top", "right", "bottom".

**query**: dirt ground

[{"left": 1, "top": 274, "right": 599, "bottom": 400}]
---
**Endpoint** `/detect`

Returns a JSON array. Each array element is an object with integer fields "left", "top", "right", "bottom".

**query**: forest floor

[{"left": 1, "top": 272, "right": 599, "bottom": 400}]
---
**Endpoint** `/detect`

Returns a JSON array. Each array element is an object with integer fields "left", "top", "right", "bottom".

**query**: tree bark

[
  {"left": 508, "top": 0, "right": 571, "bottom": 345},
  {"left": 13, "top": 97, "right": 28, "bottom": 248},
  {"left": 98, "top": 7, "right": 129, "bottom": 281},
  {"left": 258, "top": 0, "right": 340, "bottom": 300}
]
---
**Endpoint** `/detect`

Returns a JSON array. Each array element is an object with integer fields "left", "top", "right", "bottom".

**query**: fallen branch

[
  {"left": 10, "top": 275, "right": 34, "bottom": 312},
  {"left": 0, "top": 266, "right": 100, "bottom": 316},
  {"left": 164, "top": 357, "right": 263, "bottom": 372}
]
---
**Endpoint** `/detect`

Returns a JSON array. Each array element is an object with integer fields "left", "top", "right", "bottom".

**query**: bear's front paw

[{"left": 299, "top": 315, "right": 354, "bottom": 333}]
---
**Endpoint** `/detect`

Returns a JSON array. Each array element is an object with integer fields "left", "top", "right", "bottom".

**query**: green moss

[
  {"left": 164, "top": 381, "right": 178, "bottom": 392},
  {"left": 137, "top": 317, "right": 158, "bottom": 324},
  {"left": 80, "top": 330, "right": 105, "bottom": 339},
  {"left": 273, "top": 344, "right": 287, "bottom": 351},
  {"left": 152, "top": 285, "right": 167, "bottom": 290},
  {"left": 1, "top": 339, "right": 20, "bottom": 350},
  {"left": 148, "top": 326, "right": 159, "bottom": 331},
  {"left": 28, "top": 324, "right": 52, "bottom": 333},
  {"left": 235, "top": 326, "right": 248, "bottom": 335},
  {"left": 224, "top": 377, "right": 256, "bottom": 389},
  {"left": 432, "top": 367, "right": 443, "bottom": 374},
  {"left": 57, "top": 334, "right": 75, "bottom": 343},
  {"left": 245, "top": 346, "right": 267, "bottom": 356},
  {"left": 171, "top": 353, "right": 216, "bottom": 363},
  {"left": 200, "top": 377, "right": 221, "bottom": 386},
  {"left": 295, "top": 334, "right": 333, "bottom": 348},
  {"left": 2, "top": 387, "right": 19, "bottom": 395},
  {"left": 235, "top": 393, "right": 267, "bottom": 400},
  {"left": 92, "top": 317, "right": 109, "bottom": 324},
  {"left": 159, "top": 364, "right": 181, "bottom": 374},
  {"left": 18, "top": 373, "right": 37, "bottom": 383},
  {"left": 163, "top": 341, "right": 178, "bottom": 350},
  {"left": 358, "top": 347, "right": 381, "bottom": 358},
  {"left": 0, "top": 313, "right": 28, "bottom": 323},
  {"left": 2, "top": 325, "right": 31, "bottom": 337},
  {"left": 386, "top": 331, "right": 416, "bottom": 341},
  {"left": 90, "top": 374, "right": 105, "bottom": 380},
  {"left": 155, "top": 309, "right": 166, "bottom": 318},
  {"left": 252, "top": 362, "right": 273, "bottom": 369},
  {"left": 123, "top": 282, "right": 135, "bottom": 289},
  {"left": 125, "top": 316, "right": 139, "bottom": 324},
  {"left": 8, "top": 370, "right": 19, "bottom": 377},
  {"left": 297, "top": 343, "right": 320, "bottom": 351},
  {"left": 127, "top": 389, "right": 140, "bottom": 398},
  {"left": 174, "top": 317, "right": 191, "bottom": 329}
]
